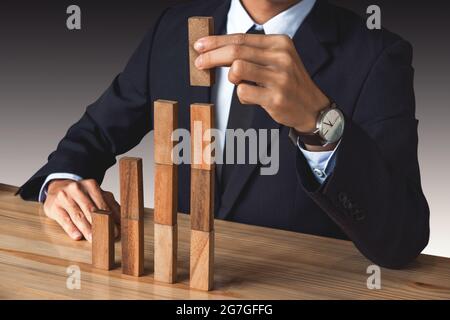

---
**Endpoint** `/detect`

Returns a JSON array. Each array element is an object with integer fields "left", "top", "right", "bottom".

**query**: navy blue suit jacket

[{"left": 19, "top": 0, "right": 430, "bottom": 268}]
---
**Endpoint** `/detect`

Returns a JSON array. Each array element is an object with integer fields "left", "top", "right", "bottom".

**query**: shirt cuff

[
  {"left": 38, "top": 173, "right": 83, "bottom": 203},
  {"left": 288, "top": 127, "right": 340, "bottom": 184},
  {"left": 298, "top": 140, "right": 340, "bottom": 184}
]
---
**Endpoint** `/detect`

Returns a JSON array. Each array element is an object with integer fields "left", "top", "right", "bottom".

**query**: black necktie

[{"left": 220, "top": 25, "right": 265, "bottom": 190}]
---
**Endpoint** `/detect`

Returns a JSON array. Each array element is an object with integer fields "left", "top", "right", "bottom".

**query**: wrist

[
  {"left": 47, "top": 179, "right": 71, "bottom": 194},
  {"left": 294, "top": 100, "right": 345, "bottom": 149},
  {"left": 294, "top": 95, "right": 331, "bottom": 133}
]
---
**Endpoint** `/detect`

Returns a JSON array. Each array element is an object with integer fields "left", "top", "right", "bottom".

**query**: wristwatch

[{"left": 295, "top": 102, "right": 345, "bottom": 146}]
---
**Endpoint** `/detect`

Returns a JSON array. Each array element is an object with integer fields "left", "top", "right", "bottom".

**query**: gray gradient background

[{"left": 1, "top": 0, "right": 449, "bottom": 257}]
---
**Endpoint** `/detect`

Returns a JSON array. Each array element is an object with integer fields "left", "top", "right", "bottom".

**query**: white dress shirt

[{"left": 39, "top": 0, "right": 337, "bottom": 202}]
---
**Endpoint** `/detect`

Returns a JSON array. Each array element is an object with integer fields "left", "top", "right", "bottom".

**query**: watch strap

[{"left": 294, "top": 129, "right": 326, "bottom": 146}]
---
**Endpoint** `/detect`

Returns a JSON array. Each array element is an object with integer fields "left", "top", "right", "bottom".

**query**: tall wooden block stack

[
  {"left": 190, "top": 103, "right": 215, "bottom": 291},
  {"left": 120, "top": 157, "right": 145, "bottom": 277},
  {"left": 154, "top": 100, "right": 178, "bottom": 283},
  {"left": 188, "top": 16, "right": 216, "bottom": 291}
]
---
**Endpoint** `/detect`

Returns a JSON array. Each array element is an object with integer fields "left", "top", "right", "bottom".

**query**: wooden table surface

[{"left": 0, "top": 184, "right": 449, "bottom": 300}]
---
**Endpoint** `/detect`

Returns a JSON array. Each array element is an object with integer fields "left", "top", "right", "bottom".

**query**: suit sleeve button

[
  {"left": 353, "top": 209, "right": 365, "bottom": 221},
  {"left": 338, "top": 192, "right": 347, "bottom": 203}
]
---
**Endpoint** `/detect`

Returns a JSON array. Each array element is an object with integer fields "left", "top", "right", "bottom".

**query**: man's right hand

[{"left": 43, "top": 179, "right": 120, "bottom": 242}]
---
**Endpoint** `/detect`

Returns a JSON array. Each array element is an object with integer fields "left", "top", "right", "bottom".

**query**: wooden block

[
  {"left": 190, "top": 168, "right": 214, "bottom": 232},
  {"left": 120, "top": 157, "right": 144, "bottom": 276},
  {"left": 120, "top": 157, "right": 144, "bottom": 221},
  {"left": 190, "top": 230, "right": 214, "bottom": 291},
  {"left": 154, "top": 164, "right": 178, "bottom": 226},
  {"left": 121, "top": 218, "right": 144, "bottom": 276},
  {"left": 189, "top": 17, "right": 215, "bottom": 87},
  {"left": 92, "top": 209, "right": 114, "bottom": 270},
  {"left": 154, "top": 223, "right": 178, "bottom": 284},
  {"left": 154, "top": 100, "right": 178, "bottom": 165},
  {"left": 190, "top": 103, "right": 214, "bottom": 171}
]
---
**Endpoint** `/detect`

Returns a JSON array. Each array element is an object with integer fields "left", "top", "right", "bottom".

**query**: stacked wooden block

[
  {"left": 91, "top": 157, "right": 145, "bottom": 276},
  {"left": 120, "top": 157, "right": 145, "bottom": 277},
  {"left": 190, "top": 103, "right": 215, "bottom": 291},
  {"left": 188, "top": 16, "right": 215, "bottom": 291},
  {"left": 154, "top": 99, "right": 179, "bottom": 284},
  {"left": 91, "top": 16, "right": 216, "bottom": 291}
]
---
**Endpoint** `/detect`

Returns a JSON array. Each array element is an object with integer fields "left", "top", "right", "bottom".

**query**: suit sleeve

[
  {"left": 18, "top": 10, "right": 168, "bottom": 201},
  {"left": 296, "top": 40, "right": 430, "bottom": 269}
]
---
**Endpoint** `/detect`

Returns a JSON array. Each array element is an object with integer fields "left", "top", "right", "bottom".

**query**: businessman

[{"left": 18, "top": 0, "right": 430, "bottom": 268}]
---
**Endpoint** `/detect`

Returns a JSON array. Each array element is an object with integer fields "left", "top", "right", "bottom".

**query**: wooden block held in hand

[
  {"left": 154, "top": 223, "right": 178, "bottom": 284},
  {"left": 92, "top": 210, "right": 115, "bottom": 270},
  {"left": 121, "top": 218, "right": 144, "bottom": 276},
  {"left": 189, "top": 17, "right": 215, "bottom": 87},
  {"left": 154, "top": 164, "right": 178, "bottom": 226},
  {"left": 190, "top": 103, "right": 214, "bottom": 171},
  {"left": 190, "top": 168, "right": 214, "bottom": 232},
  {"left": 120, "top": 157, "right": 144, "bottom": 221},
  {"left": 154, "top": 100, "right": 178, "bottom": 165},
  {"left": 190, "top": 230, "right": 214, "bottom": 291}
]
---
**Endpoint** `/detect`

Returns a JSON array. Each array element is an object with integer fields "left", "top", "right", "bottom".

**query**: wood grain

[
  {"left": 190, "top": 103, "right": 215, "bottom": 171},
  {"left": 190, "top": 103, "right": 215, "bottom": 290},
  {"left": 154, "top": 164, "right": 177, "bottom": 226},
  {"left": 190, "top": 168, "right": 214, "bottom": 232},
  {"left": 119, "top": 157, "right": 144, "bottom": 276},
  {"left": 154, "top": 100, "right": 178, "bottom": 165},
  {"left": 154, "top": 223, "right": 177, "bottom": 284},
  {"left": 119, "top": 157, "right": 144, "bottom": 220},
  {"left": 121, "top": 218, "right": 144, "bottom": 277},
  {"left": 190, "top": 230, "right": 214, "bottom": 291},
  {"left": 92, "top": 210, "right": 114, "bottom": 271},
  {"left": 1, "top": 184, "right": 450, "bottom": 300},
  {"left": 188, "top": 17, "right": 215, "bottom": 87}
]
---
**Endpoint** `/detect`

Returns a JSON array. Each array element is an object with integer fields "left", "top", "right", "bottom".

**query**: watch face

[{"left": 318, "top": 108, "right": 345, "bottom": 144}]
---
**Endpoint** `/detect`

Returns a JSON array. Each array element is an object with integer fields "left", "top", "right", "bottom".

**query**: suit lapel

[
  {"left": 217, "top": 0, "right": 338, "bottom": 219},
  {"left": 294, "top": 0, "right": 337, "bottom": 77}
]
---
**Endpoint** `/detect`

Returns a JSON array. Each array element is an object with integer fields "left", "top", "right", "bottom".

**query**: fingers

[
  {"left": 67, "top": 182, "right": 97, "bottom": 224},
  {"left": 194, "top": 35, "right": 295, "bottom": 72},
  {"left": 52, "top": 206, "right": 83, "bottom": 241},
  {"left": 59, "top": 193, "right": 93, "bottom": 242},
  {"left": 195, "top": 45, "right": 270, "bottom": 69},
  {"left": 43, "top": 179, "right": 122, "bottom": 242},
  {"left": 236, "top": 82, "right": 270, "bottom": 107},
  {"left": 76, "top": 181, "right": 121, "bottom": 241},
  {"left": 228, "top": 60, "right": 276, "bottom": 86},
  {"left": 195, "top": 34, "right": 289, "bottom": 52},
  {"left": 102, "top": 191, "right": 121, "bottom": 239},
  {"left": 81, "top": 179, "right": 109, "bottom": 211},
  {"left": 102, "top": 191, "right": 121, "bottom": 226}
]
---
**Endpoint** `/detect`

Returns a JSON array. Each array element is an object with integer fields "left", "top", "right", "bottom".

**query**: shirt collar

[{"left": 227, "top": 0, "right": 317, "bottom": 38}]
